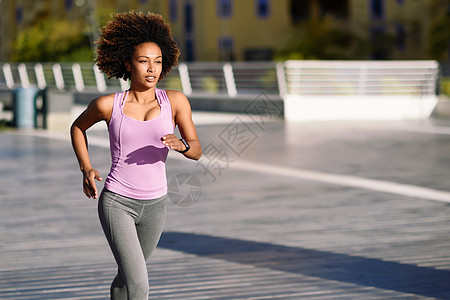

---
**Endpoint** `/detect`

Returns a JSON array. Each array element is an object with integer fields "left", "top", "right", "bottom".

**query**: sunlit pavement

[{"left": 1, "top": 113, "right": 450, "bottom": 299}]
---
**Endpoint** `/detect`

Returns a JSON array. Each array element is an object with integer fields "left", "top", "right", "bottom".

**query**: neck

[{"left": 129, "top": 89, "right": 157, "bottom": 104}]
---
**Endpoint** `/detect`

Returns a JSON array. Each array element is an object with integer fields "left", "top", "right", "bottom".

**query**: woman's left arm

[{"left": 162, "top": 90, "right": 202, "bottom": 160}]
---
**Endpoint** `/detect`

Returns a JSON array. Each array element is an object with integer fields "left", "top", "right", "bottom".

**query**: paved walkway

[{"left": 1, "top": 112, "right": 450, "bottom": 299}]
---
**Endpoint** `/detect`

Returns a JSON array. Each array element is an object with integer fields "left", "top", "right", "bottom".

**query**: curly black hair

[{"left": 95, "top": 11, "right": 180, "bottom": 81}]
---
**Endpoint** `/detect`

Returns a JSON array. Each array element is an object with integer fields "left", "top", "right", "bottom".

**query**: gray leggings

[{"left": 98, "top": 189, "right": 166, "bottom": 300}]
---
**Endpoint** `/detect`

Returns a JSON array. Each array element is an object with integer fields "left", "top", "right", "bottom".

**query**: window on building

[
  {"left": 65, "top": 0, "right": 73, "bottom": 10},
  {"left": 256, "top": 0, "right": 270, "bottom": 18},
  {"left": 319, "top": 0, "right": 348, "bottom": 19},
  {"left": 371, "top": 27, "right": 390, "bottom": 59},
  {"left": 290, "top": 0, "right": 310, "bottom": 23},
  {"left": 218, "top": 36, "right": 234, "bottom": 61},
  {"left": 217, "top": 0, "right": 233, "bottom": 18},
  {"left": 184, "top": 3, "right": 193, "bottom": 34},
  {"left": 170, "top": 0, "right": 178, "bottom": 22},
  {"left": 371, "top": 0, "right": 384, "bottom": 19},
  {"left": 15, "top": 6, "right": 23, "bottom": 24},
  {"left": 396, "top": 24, "right": 406, "bottom": 51},
  {"left": 244, "top": 48, "right": 273, "bottom": 61},
  {"left": 185, "top": 39, "right": 194, "bottom": 61}
]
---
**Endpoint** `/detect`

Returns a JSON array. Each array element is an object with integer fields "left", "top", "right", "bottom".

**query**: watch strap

[{"left": 178, "top": 138, "right": 190, "bottom": 154}]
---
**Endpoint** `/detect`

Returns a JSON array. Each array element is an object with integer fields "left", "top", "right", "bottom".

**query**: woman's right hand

[
  {"left": 82, "top": 168, "right": 103, "bottom": 199},
  {"left": 71, "top": 95, "right": 112, "bottom": 200}
]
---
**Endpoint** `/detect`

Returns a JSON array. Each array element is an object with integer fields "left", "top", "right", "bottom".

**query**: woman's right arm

[{"left": 70, "top": 95, "right": 113, "bottom": 199}]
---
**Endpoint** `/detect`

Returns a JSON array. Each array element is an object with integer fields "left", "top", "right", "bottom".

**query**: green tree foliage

[
  {"left": 13, "top": 18, "right": 93, "bottom": 62},
  {"left": 276, "top": 17, "right": 370, "bottom": 60}
]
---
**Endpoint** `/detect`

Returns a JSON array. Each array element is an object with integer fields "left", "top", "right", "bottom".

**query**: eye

[
  {"left": 156, "top": 61, "right": 162, "bottom": 64},
  {"left": 139, "top": 60, "right": 147, "bottom": 63}
]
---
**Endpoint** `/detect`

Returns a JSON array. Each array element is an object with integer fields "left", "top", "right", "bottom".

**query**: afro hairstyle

[{"left": 95, "top": 11, "right": 180, "bottom": 81}]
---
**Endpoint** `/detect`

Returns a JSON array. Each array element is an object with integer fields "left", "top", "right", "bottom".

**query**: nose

[{"left": 147, "top": 62, "right": 154, "bottom": 73}]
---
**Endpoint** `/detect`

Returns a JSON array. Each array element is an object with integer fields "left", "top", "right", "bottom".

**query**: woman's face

[{"left": 127, "top": 42, "right": 162, "bottom": 89}]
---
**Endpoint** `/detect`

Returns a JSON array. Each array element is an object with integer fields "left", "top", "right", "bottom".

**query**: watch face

[{"left": 179, "top": 139, "right": 190, "bottom": 153}]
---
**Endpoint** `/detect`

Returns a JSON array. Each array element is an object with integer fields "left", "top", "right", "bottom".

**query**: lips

[{"left": 145, "top": 76, "right": 156, "bottom": 81}]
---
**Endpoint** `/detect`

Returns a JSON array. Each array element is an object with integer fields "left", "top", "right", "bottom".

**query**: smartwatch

[{"left": 178, "top": 138, "right": 190, "bottom": 154}]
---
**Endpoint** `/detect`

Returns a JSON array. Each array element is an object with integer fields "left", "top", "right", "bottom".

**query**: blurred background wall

[{"left": 0, "top": 0, "right": 449, "bottom": 63}]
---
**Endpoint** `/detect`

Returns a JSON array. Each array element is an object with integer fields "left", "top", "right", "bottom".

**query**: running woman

[{"left": 70, "top": 11, "right": 201, "bottom": 299}]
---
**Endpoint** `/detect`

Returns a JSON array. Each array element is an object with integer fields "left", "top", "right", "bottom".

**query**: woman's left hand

[{"left": 161, "top": 134, "right": 187, "bottom": 152}]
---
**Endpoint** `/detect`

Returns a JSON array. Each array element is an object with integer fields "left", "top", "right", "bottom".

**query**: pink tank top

[{"left": 104, "top": 88, "right": 174, "bottom": 199}]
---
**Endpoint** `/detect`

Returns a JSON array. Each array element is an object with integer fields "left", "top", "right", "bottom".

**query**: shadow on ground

[{"left": 159, "top": 231, "right": 450, "bottom": 299}]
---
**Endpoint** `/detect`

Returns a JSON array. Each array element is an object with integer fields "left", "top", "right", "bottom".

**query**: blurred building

[
  {"left": 351, "top": 0, "right": 435, "bottom": 60},
  {"left": 0, "top": 0, "right": 448, "bottom": 62}
]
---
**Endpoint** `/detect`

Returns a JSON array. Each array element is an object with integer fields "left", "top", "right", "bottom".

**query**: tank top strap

[
  {"left": 156, "top": 88, "right": 172, "bottom": 117},
  {"left": 112, "top": 90, "right": 128, "bottom": 114},
  {"left": 119, "top": 90, "right": 129, "bottom": 108},
  {"left": 156, "top": 88, "right": 167, "bottom": 105}
]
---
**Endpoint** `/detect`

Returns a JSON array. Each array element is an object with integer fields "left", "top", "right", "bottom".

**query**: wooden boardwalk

[{"left": 1, "top": 114, "right": 450, "bottom": 299}]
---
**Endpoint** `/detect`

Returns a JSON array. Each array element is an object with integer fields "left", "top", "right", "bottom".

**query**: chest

[{"left": 122, "top": 100, "right": 161, "bottom": 122}]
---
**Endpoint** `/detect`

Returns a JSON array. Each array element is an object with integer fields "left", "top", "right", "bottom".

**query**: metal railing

[
  {"left": 0, "top": 60, "right": 439, "bottom": 97},
  {"left": 284, "top": 60, "right": 439, "bottom": 97},
  {"left": 0, "top": 61, "right": 282, "bottom": 97}
]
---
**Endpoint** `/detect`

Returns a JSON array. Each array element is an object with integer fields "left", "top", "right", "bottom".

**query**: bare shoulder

[
  {"left": 94, "top": 93, "right": 114, "bottom": 110},
  {"left": 166, "top": 89, "right": 190, "bottom": 109},
  {"left": 87, "top": 93, "right": 114, "bottom": 120},
  {"left": 165, "top": 89, "right": 188, "bottom": 102}
]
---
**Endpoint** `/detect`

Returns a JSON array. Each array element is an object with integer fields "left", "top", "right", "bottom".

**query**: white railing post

[
  {"left": 178, "top": 63, "right": 192, "bottom": 95},
  {"left": 52, "top": 63, "right": 65, "bottom": 90},
  {"left": 72, "top": 63, "right": 85, "bottom": 92},
  {"left": 119, "top": 78, "right": 130, "bottom": 91},
  {"left": 18, "top": 63, "right": 30, "bottom": 88},
  {"left": 358, "top": 64, "right": 368, "bottom": 96},
  {"left": 431, "top": 66, "right": 439, "bottom": 96},
  {"left": 2, "top": 64, "right": 14, "bottom": 88},
  {"left": 93, "top": 64, "right": 107, "bottom": 92},
  {"left": 276, "top": 62, "right": 287, "bottom": 98},
  {"left": 35, "top": 63, "right": 46, "bottom": 89},
  {"left": 223, "top": 63, "right": 237, "bottom": 97}
]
